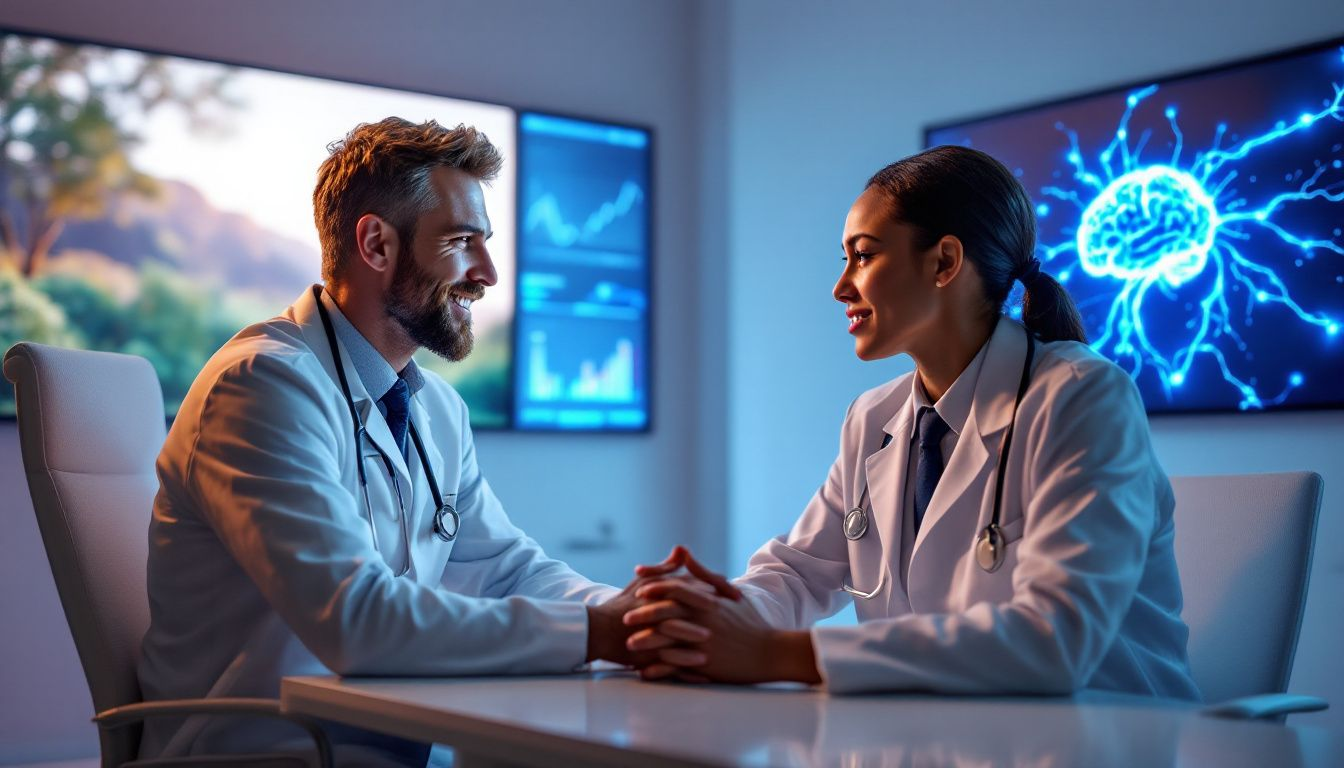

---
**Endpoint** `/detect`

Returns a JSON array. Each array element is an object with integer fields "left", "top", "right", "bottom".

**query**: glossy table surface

[{"left": 281, "top": 672, "right": 1342, "bottom": 767}]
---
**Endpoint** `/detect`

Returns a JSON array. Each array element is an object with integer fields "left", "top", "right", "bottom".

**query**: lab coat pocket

[{"left": 997, "top": 515, "right": 1026, "bottom": 547}]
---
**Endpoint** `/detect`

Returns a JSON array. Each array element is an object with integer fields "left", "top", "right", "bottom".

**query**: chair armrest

[
  {"left": 1202, "top": 693, "right": 1329, "bottom": 721},
  {"left": 93, "top": 698, "right": 332, "bottom": 768}
]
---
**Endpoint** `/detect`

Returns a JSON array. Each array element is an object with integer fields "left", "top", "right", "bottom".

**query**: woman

[{"left": 626, "top": 146, "right": 1200, "bottom": 699}]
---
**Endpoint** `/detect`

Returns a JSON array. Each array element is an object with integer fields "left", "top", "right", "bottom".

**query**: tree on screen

[{"left": 0, "top": 34, "right": 236, "bottom": 276}]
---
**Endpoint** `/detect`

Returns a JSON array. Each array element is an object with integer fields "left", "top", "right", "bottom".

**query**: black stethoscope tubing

[
  {"left": 313, "top": 286, "right": 459, "bottom": 571},
  {"left": 843, "top": 329, "right": 1036, "bottom": 594},
  {"left": 978, "top": 331, "right": 1036, "bottom": 572}
]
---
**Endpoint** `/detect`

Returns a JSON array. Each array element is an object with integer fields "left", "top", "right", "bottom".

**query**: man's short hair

[{"left": 314, "top": 117, "right": 503, "bottom": 283}]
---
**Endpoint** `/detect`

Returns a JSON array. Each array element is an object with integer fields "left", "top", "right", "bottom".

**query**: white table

[{"left": 281, "top": 672, "right": 1341, "bottom": 767}]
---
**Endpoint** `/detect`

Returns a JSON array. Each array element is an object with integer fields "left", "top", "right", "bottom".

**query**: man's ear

[
  {"left": 354, "top": 214, "right": 399, "bottom": 275},
  {"left": 933, "top": 234, "right": 964, "bottom": 288}
]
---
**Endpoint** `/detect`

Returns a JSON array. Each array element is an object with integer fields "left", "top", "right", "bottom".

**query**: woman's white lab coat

[{"left": 738, "top": 317, "right": 1200, "bottom": 699}]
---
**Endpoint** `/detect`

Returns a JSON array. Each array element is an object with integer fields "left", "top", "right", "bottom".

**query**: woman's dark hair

[{"left": 865, "top": 145, "right": 1087, "bottom": 343}]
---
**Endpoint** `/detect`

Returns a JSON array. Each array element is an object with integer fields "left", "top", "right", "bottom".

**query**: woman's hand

[
  {"left": 588, "top": 546, "right": 741, "bottom": 665},
  {"left": 624, "top": 579, "right": 770, "bottom": 683},
  {"left": 621, "top": 552, "right": 821, "bottom": 685}
]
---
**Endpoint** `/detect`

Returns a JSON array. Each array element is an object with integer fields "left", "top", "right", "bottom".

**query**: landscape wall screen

[{"left": 927, "top": 40, "right": 1344, "bottom": 413}]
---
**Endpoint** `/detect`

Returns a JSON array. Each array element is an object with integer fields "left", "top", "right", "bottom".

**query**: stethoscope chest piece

[
  {"left": 975, "top": 524, "right": 1006, "bottom": 573},
  {"left": 433, "top": 503, "right": 460, "bottom": 542},
  {"left": 843, "top": 506, "right": 869, "bottom": 541}
]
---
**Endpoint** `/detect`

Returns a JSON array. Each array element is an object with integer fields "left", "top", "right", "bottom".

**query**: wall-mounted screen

[
  {"left": 514, "top": 113, "right": 651, "bottom": 431},
  {"left": 0, "top": 29, "right": 653, "bottom": 431},
  {"left": 927, "top": 40, "right": 1344, "bottom": 413}
]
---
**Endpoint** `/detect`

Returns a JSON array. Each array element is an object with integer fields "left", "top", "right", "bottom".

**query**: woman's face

[{"left": 834, "top": 187, "right": 942, "bottom": 361}]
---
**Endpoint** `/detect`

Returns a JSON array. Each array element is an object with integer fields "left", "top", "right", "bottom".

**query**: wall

[
  {"left": 719, "top": 0, "right": 1344, "bottom": 733},
  {"left": 4, "top": 0, "right": 1343, "bottom": 762},
  {"left": 0, "top": 0, "right": 706, "bottom": 761}
]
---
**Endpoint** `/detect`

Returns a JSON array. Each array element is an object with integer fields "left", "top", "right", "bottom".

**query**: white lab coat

[
  {"left": 738, "top": 317, "right": 1200, "bottom": 699},
  {"left": 138, "top": 287, "right": 617, "bottom": 758}
]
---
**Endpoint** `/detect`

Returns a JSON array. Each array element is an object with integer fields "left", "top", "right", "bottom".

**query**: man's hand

[{"left": 586, "top": 547, "right": 678, "bottom": 664}]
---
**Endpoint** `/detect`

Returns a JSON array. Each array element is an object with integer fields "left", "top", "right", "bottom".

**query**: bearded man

[{"left": 138, "top": 118, "right": 661, "bottom": 765}]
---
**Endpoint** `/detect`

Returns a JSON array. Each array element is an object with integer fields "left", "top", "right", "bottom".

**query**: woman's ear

[
  {"left": 355, "top": 213, "right": 400, "bottom": 275},
  {"left": 933, "top": 235, "right": 964, "bottom": 288}
]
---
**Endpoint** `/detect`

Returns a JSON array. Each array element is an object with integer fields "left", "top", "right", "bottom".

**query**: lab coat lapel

[
  {"left": 291, "top": 285, "right": 413, "bottom": 493},
  {"left": 867, "top": 393, "right": 913, "bottom": 609},
  {"left": 409, "top": 393, "right": 446, "bottom": 504},
  {"left": 405, "top": 392, "right": 449, "bottom": 579},
  {"left": 908, "top": 318, "right": 1026, "bottom": 610},
  {"left": 356, "top": 397, "right": 414, "bottom": 493}
]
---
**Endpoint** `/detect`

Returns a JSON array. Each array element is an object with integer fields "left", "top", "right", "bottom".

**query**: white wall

[
  {"left": 4, "top": 0, "right": 1344, "bottom": 761},
  {"left": 718, "top": 0, "right": 1344, "bottom": 734},
  {"left": 0, "top": 0, "right": 708, "bottom": 761}
]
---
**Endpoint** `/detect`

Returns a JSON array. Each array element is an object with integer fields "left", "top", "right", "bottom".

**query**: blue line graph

[{"left": 524, "top": 181, "right": 645, "bottom": 249}]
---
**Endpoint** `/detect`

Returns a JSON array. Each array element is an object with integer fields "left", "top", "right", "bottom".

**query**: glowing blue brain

[
  {"left": 1035, "top": 59, "right": 1344, "bottom": 409},
  {"left": 1077, "top": 166, "right": 1218, "bottom": 287}
]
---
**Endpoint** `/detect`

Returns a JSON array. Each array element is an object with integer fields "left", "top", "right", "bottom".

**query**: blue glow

[
  {"left": 520, "top": 113, "right": 648, "bottom": 148},
  {"left": 1034, "top": 56, "right": 1344, "bottom": 410},
  {"left": 1036, "top": 203, "right": 1050, "bottom": 216}
]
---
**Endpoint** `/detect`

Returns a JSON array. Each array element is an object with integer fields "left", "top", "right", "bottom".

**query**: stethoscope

[
  {"left": 841, "top": 331, "right": 1037, "bottom": 598},
  {"left": 313, "top": 286, "right": 459, "bottom": 578}
]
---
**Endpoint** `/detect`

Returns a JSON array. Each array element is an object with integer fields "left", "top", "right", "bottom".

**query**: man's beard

[{"left": 385, "top": 245, "right": 484, "bottom": 362}]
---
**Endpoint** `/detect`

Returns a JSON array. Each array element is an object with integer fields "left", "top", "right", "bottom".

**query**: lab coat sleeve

[
  {"left": 437, "top": 395, "right": 620, "bottom": 606},
  {"left": 185, "top": 352, "right": 592, "bottom": 676},
  {"left": 734, "top": 404, "right": 857, "bottom": 629},
  {"left": 811, "top": 361, "right": 1157, "bottom": 694}
]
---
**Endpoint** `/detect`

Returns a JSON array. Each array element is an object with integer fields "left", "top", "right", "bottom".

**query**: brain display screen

[{"left": 928, "top": 40, "right": 1344, "bottom": 413}]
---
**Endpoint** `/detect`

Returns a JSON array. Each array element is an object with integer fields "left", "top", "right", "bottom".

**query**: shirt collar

[
  {"left": 319, "top": 288, "right": 424, "bottom": 400},
  {"left": 907, "top": 336, "right": 991, "bottom": 443}
]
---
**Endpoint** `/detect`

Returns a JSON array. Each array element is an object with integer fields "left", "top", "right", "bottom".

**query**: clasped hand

[{"left": 592, "top": 546, "right": 816, "bottom": 685}]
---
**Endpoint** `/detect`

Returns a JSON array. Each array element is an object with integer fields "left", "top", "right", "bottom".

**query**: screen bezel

[
  {"left": 0, "top": 24, "right": 657, "bottom": 433},
  {"left": 922, "top": 33, "right": 1344, "bottom": 417}
]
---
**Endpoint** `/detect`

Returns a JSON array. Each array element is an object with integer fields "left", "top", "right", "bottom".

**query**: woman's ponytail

[{"left": 1019, "top": 262, "right": 1087, "bottom": 343}]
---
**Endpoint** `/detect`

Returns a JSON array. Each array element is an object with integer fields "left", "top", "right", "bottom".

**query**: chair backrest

[
  {"left": 1170, "top": 471, "right": 1323, "bottom": 703},
  {"left": 3, "top": 342, "right": 166, "bottom": 716}
]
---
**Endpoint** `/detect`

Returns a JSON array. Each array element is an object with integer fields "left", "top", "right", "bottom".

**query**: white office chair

[
  {"left": 3, "top": 342, "right": 333, "bottom": 767},
  {"left": 1170, "top": 471, "right": 1328, "bottom": 720}
]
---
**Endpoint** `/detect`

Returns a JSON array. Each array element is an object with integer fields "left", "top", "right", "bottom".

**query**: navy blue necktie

[
  {"left": 913, "top": 406, "right": 951, "bottom": 535},
  {"left": 379, "top": 377, "right": 411, "bottom": 460}
]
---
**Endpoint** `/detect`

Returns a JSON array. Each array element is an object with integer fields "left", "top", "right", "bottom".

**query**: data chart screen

[
  {"left": 927, "top": 40, "right": 1344, "bottom": 413},
  {"left": 514, "top": 113, "right": 651, "bottom": 431}
]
